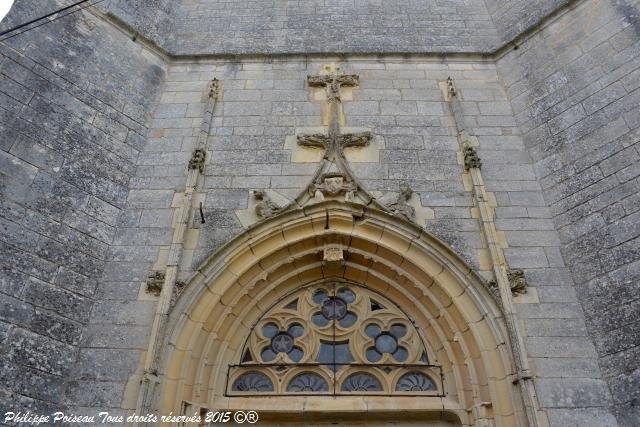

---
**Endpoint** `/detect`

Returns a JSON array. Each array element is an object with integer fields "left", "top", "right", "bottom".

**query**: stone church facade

[{"left": 0, "top": 1, "right": 639, "bottom": 426}]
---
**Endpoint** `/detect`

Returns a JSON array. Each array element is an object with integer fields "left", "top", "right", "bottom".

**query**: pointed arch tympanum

[{"left": 154, "top": 201, "right": 525, "bottom": 426}]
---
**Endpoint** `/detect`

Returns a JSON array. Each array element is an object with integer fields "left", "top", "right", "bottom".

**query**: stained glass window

[
  {"left": 227, "top": 282, "right": 441, "bottom": 395},
  {"left": 231, "top": 371, "right": 274, "bottom": 392},
  {"left": 286, "top": 373, "right": 329, "bottom": 392},
  {"left": 395, "top": 372, "right": 437, "bottom": 391},
  {"left": 341, "top": 373, "right": 382, "bottom": 392}
]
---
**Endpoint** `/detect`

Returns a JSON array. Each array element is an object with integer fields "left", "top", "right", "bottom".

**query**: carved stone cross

[
  {"left": 308, "top": 73, "right": 359, "bottom": 104},
  {"left": 298, "top": 71, "right": 372, "bottom": 161},
  {"left": 295, "top": 69, "right": 374, "bottom": 203}
]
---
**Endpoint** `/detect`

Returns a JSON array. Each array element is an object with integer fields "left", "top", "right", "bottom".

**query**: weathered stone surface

[
  {"left": 64, "top": 381, "right": 125, "bottom": 408},
  {"left": 76, "top": 349, "right": 139, "bottom": 381},
  {"left": 0, "top": 0, "right": 164, "bottom": 414},
  {"left": 546, "top": 407, "right": 618, "bottom": 427},
  {"left": 536, "top": 378, "right": 613, "bottom": 408},
  {"left": 147, "top": 1, "right": 498, "bottom": 55},
  {"left": 5, "top": 328, "right": 76, "bottom": 377},
  {"left": 0, "top": 1, "right": 636, "bottom": 425},
  {"left": 84, "top": 324, "right": 151, "bottom": 349},
  {"left": 497, "top": 1, "right": 640, "bottom": 423}
]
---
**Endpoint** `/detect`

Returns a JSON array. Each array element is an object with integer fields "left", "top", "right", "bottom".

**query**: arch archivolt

[{"left": 156, "top": 201, "right": 523, "bottom": 426}]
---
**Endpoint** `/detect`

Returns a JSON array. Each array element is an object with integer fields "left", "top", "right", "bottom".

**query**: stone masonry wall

[
  {"left": 484, "top": 0, "right": 572, "bottom": 45},
  {"left": 99, "top": 0, "right": 177, "bottom": 49},
  {"left": 169, "top": 0, "right": 499, "bottom": 55},
  {"left": 0, "top": 1, "right": 165, "bottom": 418},
  {"left": 95, "top": 57, "right": 614, "bottom": 425},
  {"left": 58, "top": 1, "right": 602, "bottom": 58},
  {"left": 96, "top": 0, "right": 592, "bottom": 57},
  {"left": 0, "top": 0, "right": 635, "bottom": 425},
  {"left": 496, "top": 0, "right": 640, "bottom": 425}
]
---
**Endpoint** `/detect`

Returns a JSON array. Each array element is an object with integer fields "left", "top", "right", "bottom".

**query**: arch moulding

[{"left": 150, "top": 200, "right": 527, "bottom": 426}]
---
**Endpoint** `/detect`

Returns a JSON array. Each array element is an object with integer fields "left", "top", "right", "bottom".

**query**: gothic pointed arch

[{"left": 150, "top": 200, "right": 526, "bottom": 426}]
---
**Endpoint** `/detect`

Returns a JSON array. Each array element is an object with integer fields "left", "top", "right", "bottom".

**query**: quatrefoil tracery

[
  {"left": 260, "top": 322, "right": 305, "bottom": 363},
  {"left": 312, "top": 287, "right": 357, "bottom": 328},
  {"left": 364, "top": 323, "right": 409, "bottom": 363}
]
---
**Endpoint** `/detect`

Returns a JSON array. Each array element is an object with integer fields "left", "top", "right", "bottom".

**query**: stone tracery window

[{"left": 227, "top": 283, "right": 442, "bottom": 396}]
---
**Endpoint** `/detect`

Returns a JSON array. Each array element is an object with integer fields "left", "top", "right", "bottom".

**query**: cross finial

[
  {"left": 307, "top": 73, "right": 359, "bottom": 103},
  {"left": 299, "top": 66, "right": 370, "bottom": 159},
  {"left": 292, "top": 65, "right": 374, "bottom": 205}
]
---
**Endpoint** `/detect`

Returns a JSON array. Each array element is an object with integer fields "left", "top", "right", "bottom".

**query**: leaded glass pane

[
  {"left": 338, "top": 311, "right": 357, "bottom": 328},
  {"left": 395, "top": 372, "right": 436, "bottom": 392},
  {"left": 289, "top": 346, "right": 304, "bottom": 362},
  {"left": 366, "top": 347, "right": 382, "bottom": 362},
  {"left": 312, "top": 312, "right": 329, "bottom": 327},
  {"left": 232, "top": 283, "right": 438, "bottom": 395},
  {"left": 232, "top": 372, "right": 274, "bottom": 392},
  {"left": 390, "top": 323, "right": 407, "bottom": 338},
  {"left": 341, "top": 372, "right": 382, "bottom": 392},
  {"left": 262, "top": 323, "right": 279, "bottom": 339},
  {"left": 321, "top": 297, "right": 347, "bottom": 319},
  {"left": 316, "top": 341, "right": 333, "bottom": 364},
  {"left": 317, "top": 341, "right": 354, "bottom": 368},
  {"left": 283, "top": 298, "right": 298, "bottom": 310},
  {"left": 337, "top": 287, "right": 356, "bottom": 303},
  {"left": 271, "top": 333, "right": 294, "bottom": 353},
  {"left": 286, "top": 373, "right": 329, "bottom": 392},
  {"left": 365, "top": 323, "right": 381, "bottom": 338},
  {"left": 312, "top": 289, "right": 327, "bottom": 304},
  {"left": 375, "top": 333, "right": 397, "bottom": 354},
  {"left": 261, "top": 347, "right": 277, "bottom": 362},
  {"left": 334, "top": 342, "right": 354, "bottom": 365},
  {"left": 288, "top": 323, "right": 304, "bottom": 338},
  {"left": 393, "top": 347, "right": 408, "bottom": 362}
]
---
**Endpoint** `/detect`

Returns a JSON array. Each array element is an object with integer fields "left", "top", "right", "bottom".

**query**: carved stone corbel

[
  {"left": 507, "top": 269, "right": 528, "bottom": 296},
  {"left": 463, "top": 144, "right": 481, "bottom": 170},
  {"left": 146, "top": 271, "right": 165, "bottom": 296},
  {"left": 471, "top": 401, "right": 494, "bottom": 427},
  {"left": 188, "top": 148, "right": 206, "bottom": 173},
  {"left": 486, "top": 270, "right": 528, "bottom": 300},
  {"left": 170, "top": 280, "right": 187, "bottom": 307},
  {"left": 388, "top": 183, "right": 416, "bottom": 221},
  {"left": 254, "top": 190, "right": 281, "bottom": 219},
  {"left": 486, "top": 279, "right": 501, "bottom": 302},
  {"left": 446, "top": 76, "right": 457, "bottom": 97},
  {"left": 208, "top": 78, "right": 221, "bottom": 99}
]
